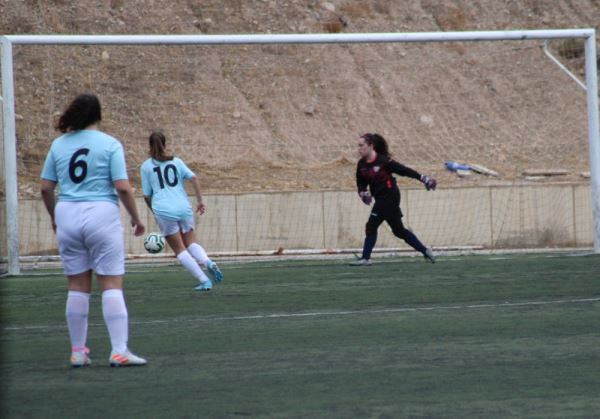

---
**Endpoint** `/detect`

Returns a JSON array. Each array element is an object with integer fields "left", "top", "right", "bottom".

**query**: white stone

[{"left": 322, "top": 2, "right": 335, "bottom": 12}]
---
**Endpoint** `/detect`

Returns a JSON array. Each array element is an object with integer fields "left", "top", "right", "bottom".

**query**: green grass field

[{"left": 2, "top": 253, "right": 599, "bottom": 418}]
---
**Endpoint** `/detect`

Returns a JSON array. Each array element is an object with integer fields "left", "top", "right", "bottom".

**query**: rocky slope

[{"left": 1, "top": 0, "right": 599, "bottom": 194}]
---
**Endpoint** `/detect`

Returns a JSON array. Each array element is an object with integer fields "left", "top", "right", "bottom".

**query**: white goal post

[{"left": 2, "top": 29, "right": 600, "bottom": 275}]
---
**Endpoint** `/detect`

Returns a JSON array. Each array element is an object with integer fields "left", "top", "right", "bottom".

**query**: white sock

[
  {"left": 177, "top": 250, "right": 209, "bottom": 283},
  {"left": 187, "top": 243, "right": 210, "bottom": 266},
  {"left": 66, "top": 291, "right": 90, "bottom": 352},
  {"left": 102, "top": 289, "right": 128, "bottom": 353}
]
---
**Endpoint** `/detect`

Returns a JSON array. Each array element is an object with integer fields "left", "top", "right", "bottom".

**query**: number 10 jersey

[{"left": 140, "top": 157, "right": 195, "bottom": 221}]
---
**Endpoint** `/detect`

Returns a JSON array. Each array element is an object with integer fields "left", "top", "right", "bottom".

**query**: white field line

[{"left": 4, "top": 297, "right": 600, "bottom": 332}]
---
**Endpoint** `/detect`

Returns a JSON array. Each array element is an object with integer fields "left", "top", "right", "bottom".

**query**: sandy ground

[{"left": 1, "top": 0, "right": 598, "bottom": 196}]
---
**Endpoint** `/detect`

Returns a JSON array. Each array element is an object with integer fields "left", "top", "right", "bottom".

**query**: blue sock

[
  {"left": 362, "top": 234, "right": 377, "bottom": 259},
  {"left": 402, "top": 229, "right": 427, "bottom": 254}
]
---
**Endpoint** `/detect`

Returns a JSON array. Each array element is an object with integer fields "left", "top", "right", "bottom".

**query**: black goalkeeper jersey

[{"left": 356, "top": 153, "right": 422, "bottom": 199}]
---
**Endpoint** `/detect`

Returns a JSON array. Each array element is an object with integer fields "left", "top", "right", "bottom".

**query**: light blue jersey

[
  {"left": 140, "top": 157, "right": 195, "bottom": 221},
  {"left": 41, "top": 130, "right": 128, "bottom": 204}
]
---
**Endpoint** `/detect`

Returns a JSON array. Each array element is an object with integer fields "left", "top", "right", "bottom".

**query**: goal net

[{"left": 1, "top": 32, "right": 598, "bottom": 272}]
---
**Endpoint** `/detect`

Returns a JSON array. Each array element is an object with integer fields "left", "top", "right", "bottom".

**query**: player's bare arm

[{"left": 114, "top": 179, "right": 145, "bottom": 236}]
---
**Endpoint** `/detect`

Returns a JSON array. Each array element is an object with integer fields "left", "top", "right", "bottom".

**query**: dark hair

[
  {"left": 56, "top": 93, "right": 102, "bottom": 133},
  {"left": 148, "top": 131, "right": 174, "bottom": 161},
  {"left": 361, "top": 133, "right": 390, "bottom": 157}
]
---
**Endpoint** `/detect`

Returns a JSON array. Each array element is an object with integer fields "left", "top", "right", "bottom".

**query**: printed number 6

[{"left": 69, "top": 148, "right": 90, "bottom": 184}]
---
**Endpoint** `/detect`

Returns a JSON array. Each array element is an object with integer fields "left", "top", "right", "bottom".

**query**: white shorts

[
  {"left": 55, "top": 201, "right": 125, "bottom": 276},
  {"left": 154, "top": 214, "right": 195, "bottom": 237}
]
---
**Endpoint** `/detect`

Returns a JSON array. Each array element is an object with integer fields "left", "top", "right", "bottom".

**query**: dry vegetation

[{"left": 1, "top": 0, "right": 599, "bottom": 197}]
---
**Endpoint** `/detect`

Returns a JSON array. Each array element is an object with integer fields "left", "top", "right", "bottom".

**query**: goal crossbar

[
  {"left": 2, "top": 29, "right": 599, "bottom": 275},
  {"left": 3, "top": 29, "right": 597, "bottom": 45}
]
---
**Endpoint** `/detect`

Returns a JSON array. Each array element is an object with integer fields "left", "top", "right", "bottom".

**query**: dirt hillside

[{"left": 1, "top": 0, "right": 599, "bottom": 195}]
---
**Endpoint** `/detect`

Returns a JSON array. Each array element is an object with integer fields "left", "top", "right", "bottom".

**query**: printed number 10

[{"left": 153, "top": 164, "right": 178, "bottom": 189}]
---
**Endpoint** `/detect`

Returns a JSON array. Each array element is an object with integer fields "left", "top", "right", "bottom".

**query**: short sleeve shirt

[
  {"left": 41, "top": 130, "right": 127, "bottom": 204},
  {"left": 140, "top": 157, "right": 195, "bottom": 221}
]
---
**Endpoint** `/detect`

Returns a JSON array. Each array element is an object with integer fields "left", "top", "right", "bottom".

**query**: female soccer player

[
  {"left": 40, "top": 93, "right": 147, "bottom": 367},
  {"left": 140, "top": 131, "right": 222, "bottom": 291},
  {"left": 351, "top": 133, "right": 437, "bottom": 266}
]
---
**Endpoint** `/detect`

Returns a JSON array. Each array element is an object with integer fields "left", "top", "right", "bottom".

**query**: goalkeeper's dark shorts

[{"left": 365, "top": 187, "right": 407, "bottom": 238}]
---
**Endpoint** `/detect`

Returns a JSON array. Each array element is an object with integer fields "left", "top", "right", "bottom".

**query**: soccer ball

[{"left": 144, "top": 232, "right": 165, "bottom": 254}]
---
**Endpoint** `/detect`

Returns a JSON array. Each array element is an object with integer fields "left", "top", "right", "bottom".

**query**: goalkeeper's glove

[
  {"left": 420, "top": 175, "right": 437, "bottom": 191},
  {"left": 358, "top": 190, "right": 372, "bottom": 205}
]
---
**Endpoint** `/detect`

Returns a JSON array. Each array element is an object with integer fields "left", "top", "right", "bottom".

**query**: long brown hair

[
  {"left": 55, "top": 93, "right": 102, "bottom": 133},
  {"left": 361, "top": 133, "right": 390, "bottom": 157},
  {"left": 148, "top": 131, "right": 174, "bottom": 161}
]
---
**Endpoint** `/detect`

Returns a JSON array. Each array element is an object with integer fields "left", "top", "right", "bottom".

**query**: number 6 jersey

[
  {"left": 41, "top": 129, "right": 128, "bottom": 204},
  {"left": 140, "top": 157, "right": 195, "bottom": 221}
]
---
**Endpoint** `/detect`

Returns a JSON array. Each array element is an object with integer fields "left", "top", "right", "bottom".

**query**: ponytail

[
  {"left": 362, "top": 133, "right": 391, "bottom": 157},
  {"left": 148, "top": 131, "right": 174, "bottom": 162}
]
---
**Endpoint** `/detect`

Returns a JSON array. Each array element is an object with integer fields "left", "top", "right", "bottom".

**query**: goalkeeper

[{"left": 351, "top": 133, "right": 437, "bottom": 266}]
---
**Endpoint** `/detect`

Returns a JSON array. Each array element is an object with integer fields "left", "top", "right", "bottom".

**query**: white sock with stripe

[
  {"left": 177, "top": 250, "right": 210, "bottom": 283},
  {"left": 66, "top": 290, "right": 90, "bottom": 352},
  {"left": 187, "top": 243, "right": 210, "bottom": 266},
  {"left": 102, "top": 289, "right": 128, "bottom": 353}
]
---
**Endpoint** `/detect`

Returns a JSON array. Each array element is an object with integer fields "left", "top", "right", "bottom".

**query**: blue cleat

[
  {"left": 207, "top": 261, "right": 223, "bottom": 282},
  {"left": 194, "top": 279, "right": 212, "bottom": 292}
]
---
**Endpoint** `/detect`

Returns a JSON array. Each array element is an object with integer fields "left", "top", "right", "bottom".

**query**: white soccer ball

[{"left": 144, "top": 232, "right": 165, "bottom": 254}]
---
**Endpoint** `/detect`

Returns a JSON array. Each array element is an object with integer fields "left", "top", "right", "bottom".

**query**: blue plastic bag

[{"left": 445, "top": 161, "right": 472, "bottom": 172}]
